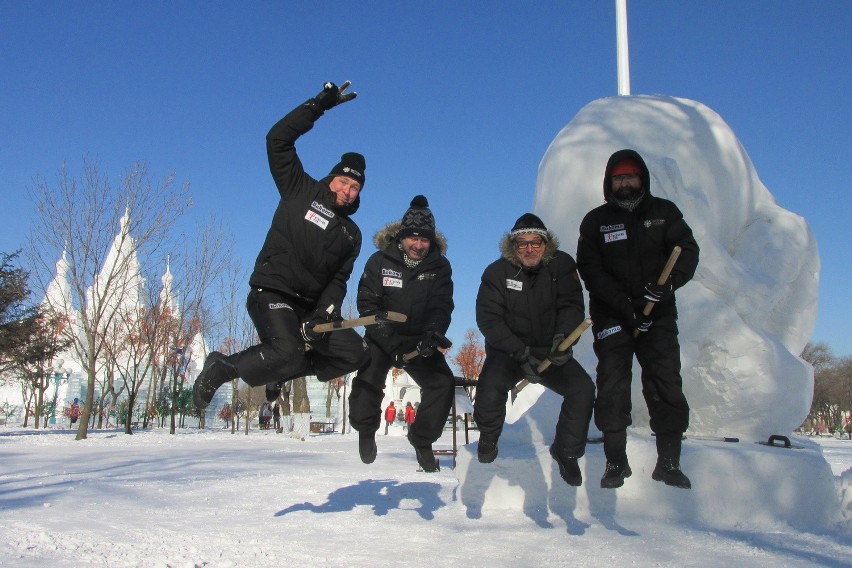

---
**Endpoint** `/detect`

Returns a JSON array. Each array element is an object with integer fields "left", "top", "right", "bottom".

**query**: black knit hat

[
  {"left": 397, "top": 195, "right": 436, "bottom": 242},
  {"left": 510, "top": 213, "right": 548, "bottom": 241},
  {"left": 328, "top": 152, "right": 365, "bottom": 187}
]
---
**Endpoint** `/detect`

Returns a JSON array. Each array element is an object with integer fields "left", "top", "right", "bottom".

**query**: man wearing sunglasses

[{"left": 473, "top": 213, "right": 595, "bottom": 487}]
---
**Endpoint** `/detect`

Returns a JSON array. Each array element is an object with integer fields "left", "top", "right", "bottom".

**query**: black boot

[
  {"left": 265, "top": 381, "right": 283, "bottom": 403},
  {"left": 652, "top": 458, "right": 691, "bottom": 489},
  {"left": 549, "top": 445, "right": 582, "bottom": 486},
  {"left": 358, "top": 431, "right": 377, "bottom": 464},
  {"left": 653, "top": 433, "right": 691, "bottom": 488},
  {"left": 409, "top": 436, "right": 440, "bottom": 472},
  {"left": 192, "top": 352, "right": 237, "bottom": 409},
  {"left": 477, "top": 435, "right": 499, "bottom": 464},
  {"left": 600, "top": 460, "right": 632, "bottom": 488}
]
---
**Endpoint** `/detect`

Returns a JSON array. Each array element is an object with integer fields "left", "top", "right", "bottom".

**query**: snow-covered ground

[{"left": 1, "top": 424, "right": 849, "bottom": 568}]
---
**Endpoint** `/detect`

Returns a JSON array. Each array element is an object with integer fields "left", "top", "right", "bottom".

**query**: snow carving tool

[
  {"left": 402, "top": 331, "right": 453, "bottom": 362},
  {"left": 634, "top": 245, "right": 682, "bottom": 338},
  {"left": 536, "top": 318, "right": 592, "bottom": 374},
  {"left": 757, "top": 434, "right": 803, "bottom": 449},
  {"left": 514, "top": 318, "right": 593, "bottom": 394},
  {"left": 312, "top": 310, "right": 407, "bottom": 333},
  {"left": 684, "top": 435, "right": 740, "bottom": 443}
]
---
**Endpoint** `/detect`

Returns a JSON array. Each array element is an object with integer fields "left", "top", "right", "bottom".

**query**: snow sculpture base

[{"left": 456, "top": 390, "right": 840, "bottom": 530}]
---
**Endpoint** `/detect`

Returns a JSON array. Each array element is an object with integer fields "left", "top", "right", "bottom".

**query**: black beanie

[
  {"left": 510, "top": 213, "right": 548, "bottom": 241},
  {"left": 328, "top": 152, "right": 366, "bottom": 187},
  {"left": 397, "top": 195, "right": 436, "bottom": 242}
]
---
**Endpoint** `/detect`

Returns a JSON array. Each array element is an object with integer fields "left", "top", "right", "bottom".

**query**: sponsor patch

[
  {"left": 506, "top": 279, "right": 523, "bottom": 291},
  {"left": 600, "top": 224, "right": 625, "bottom": 232},
  {"left": 305, "top": 210, "right": 329, "bottom": 230},
  {"left": 643, "top": 219, "right": 666, "bottom": 228},
  {"left": 382, "top": 268, "right": 402, "bottom": 278},
  {"left": 310, "top": 200, "right": 334, "bottom": 218},
  {"left": 417, "top": 273, "right": 436, "bottom": 280},
  {"left": 383, "top": 277, "right": 403, "bottom": 288},
  {"left": 596, "top": 325, "right": 622, "bottom": 340},
  {"left": 604, "top": 230, "right": 627, "bottom": 243},
  {"left": 269, "top": 302, "right": 293, "bottom": 311}
]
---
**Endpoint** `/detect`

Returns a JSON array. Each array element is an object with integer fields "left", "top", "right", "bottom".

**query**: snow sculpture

[{"left": 535, "top": 95, "right": 819, "bottom": 440}]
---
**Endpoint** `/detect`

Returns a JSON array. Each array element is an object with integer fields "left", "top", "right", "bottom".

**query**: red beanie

[{"left": 611, "top": 158, "right": 642, "bottom": 177}]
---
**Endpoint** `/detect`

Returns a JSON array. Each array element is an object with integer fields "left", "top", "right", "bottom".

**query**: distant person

[
  {"left": 384, "top": 401, "right": 396, "bottom": 435},
  {"left": 349, "top": 196, "right": 454, "bottom": 472},
  {"left": 68, "top": 398, "right": 80, "bottom": 427},
  {"left": 474, "top": 213, "right": 595, "bottom": 486},
  {"left": 404, "top": 402, "right": 416, "bottom": 432},
  {"left": 576, "top": 149, "right": 699, "bottom": 489},
  {"left": 193, "top": 81, "right": 370, "bottom": 410},
  {"left": 273, "top": 403, "right": 281, "bottom": 432}
]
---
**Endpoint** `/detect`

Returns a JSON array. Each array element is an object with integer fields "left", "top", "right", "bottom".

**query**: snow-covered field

[{"left": 1, "top": 425, "right": 849, "bottom": 568}]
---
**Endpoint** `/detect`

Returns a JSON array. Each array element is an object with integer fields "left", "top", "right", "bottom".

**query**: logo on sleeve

[{"left": 506, "top": 279, "right": 523, "bottom": 291}]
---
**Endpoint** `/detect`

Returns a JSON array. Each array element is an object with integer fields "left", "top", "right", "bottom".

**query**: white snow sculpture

[{"left": 535, "top": 95, "right": 819, "bottom": 440}]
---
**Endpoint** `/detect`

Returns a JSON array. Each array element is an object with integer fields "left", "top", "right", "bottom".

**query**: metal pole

[{"left": 616, "top": 0, "right": 631, "bottom": 95}]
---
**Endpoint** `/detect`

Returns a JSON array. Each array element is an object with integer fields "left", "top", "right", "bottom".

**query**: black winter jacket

[
  {"left": 357, "top": 222, "right": 453, "bottom": 356},
  {"left": 476, "top": 231, "right": 586, "bottom": 360},
  {"left": 577, "top": 149, "right": 699, "bottom": 324},
  {"left": 248, "top": 101, "right": 362, "bottom": 313}
]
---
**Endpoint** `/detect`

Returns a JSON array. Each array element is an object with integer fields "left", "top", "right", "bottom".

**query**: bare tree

[
  {"left": 205, "top": 251, "right": 253, "bottom": 432},
  {"left": 28, "top": 159, "right": 190, "bottom": 440}
]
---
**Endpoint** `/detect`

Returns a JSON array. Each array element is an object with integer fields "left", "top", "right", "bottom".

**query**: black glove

[
  {"left": 643, "top": 280, "right": 673, "bottom": 303},
  {"left": 633, "top": 312, "right": 653, "bottom": 333},
  {"left": 391, "top": 351, "right": 408, "bottom": 369},
  {"left": 416, "top": 331, "right": 438, "bottom": 358},
  {"left": 301, "top": 307, "right": 334, "bottom": 343},
  {"left": 517, "top": 347, "right": 544, "bottom": 384},
  {"left": 314, "top": 81, "right": 357, "bottom": 110},
  {"left": 546, "top": 333, "right": 573, "bottom": 367}
]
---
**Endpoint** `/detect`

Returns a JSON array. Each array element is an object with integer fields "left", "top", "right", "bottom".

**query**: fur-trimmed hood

[
  {"left": 372, "top": 220, "right": 448, "bottom": 256},
  {"left": 499, "top": 230, "right": 560, "bottom": 268}
]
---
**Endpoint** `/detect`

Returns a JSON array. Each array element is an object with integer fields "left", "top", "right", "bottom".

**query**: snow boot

[
  {"left": 653, "top": 433, "right": 690, "bottom": 488},
  {"left": 358, "top": 431, "right": 377, "bottom": 464},
  {"left": 409, "top": 436, "right": 440, "bottom": 472},
  {"left": 265, "top": 381, "right": 283, "bottom": 403},
  {"left": 652, "top": 458, "right": 691, "bottom": 489},
  {"left": 549, "top": 445, "right": 582, "bottom": 486},
  {"left": 192, "top": 352, "right": 237, "bottom": 409},
  {"left": 477, "top": 435, "right": 499, "bottom": 464},
  {"left": 600, "top": 460, "right": 632, "bottom": 488}
]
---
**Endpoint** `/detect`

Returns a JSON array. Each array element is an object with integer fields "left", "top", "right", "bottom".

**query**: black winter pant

[
  {"left": 225, "top": 288, "right": 369, "bottom": 387},
  {"left": 473, "top": 346, "right": 595, "bottom": 458},
  {"left": 591, "top": 313, "right": 690, "bottom": 437},
  {"left": 349, "top": 339, "right": 454, "bottom": 447}
]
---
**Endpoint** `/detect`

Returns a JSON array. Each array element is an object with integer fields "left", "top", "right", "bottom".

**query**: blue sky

[{"left": 1, "top": 2, "right": 849, "bottom": 356}]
